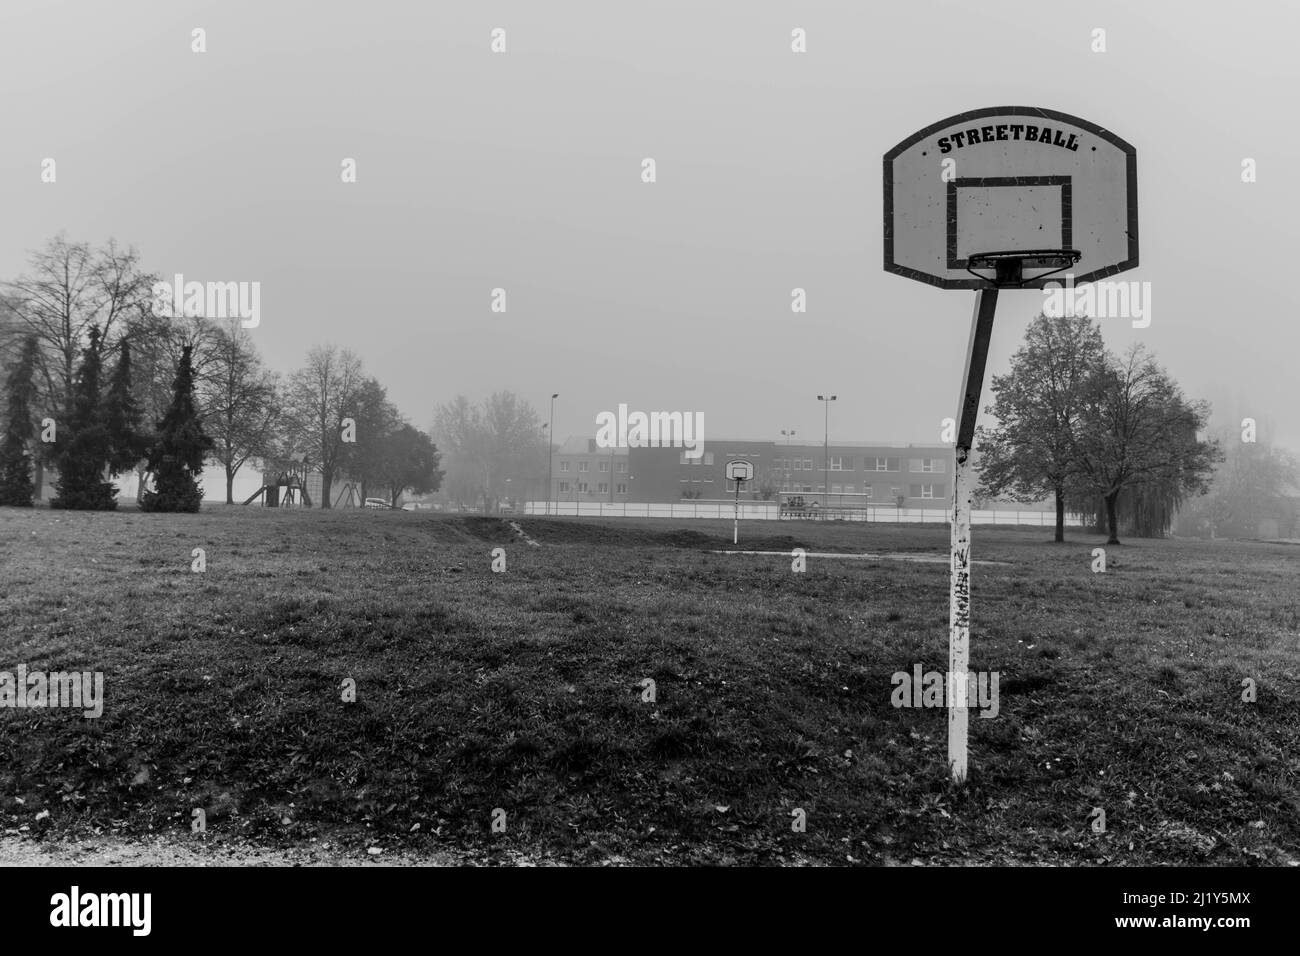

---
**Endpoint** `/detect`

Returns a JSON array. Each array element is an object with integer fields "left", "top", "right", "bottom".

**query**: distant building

[
  {"left": 550, "top": 437, "right": 964, "bottom": 507},
  {"left": 549, "top": 437, "right": 632, "bottom": 505}
]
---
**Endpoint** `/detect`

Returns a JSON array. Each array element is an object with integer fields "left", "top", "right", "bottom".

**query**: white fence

[{"left": 525, "top": 501, "right": 1083, "bottom": 526}]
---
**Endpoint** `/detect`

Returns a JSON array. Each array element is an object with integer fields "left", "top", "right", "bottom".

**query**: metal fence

[{"left": 524, "top": 500, "right": 1083, "bottom": 526}]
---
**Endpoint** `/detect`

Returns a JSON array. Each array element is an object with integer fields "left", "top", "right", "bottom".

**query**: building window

[
  {"left": 616, "top": 483, "right": 627, "bottom": 494},
  {"left": 864, "top": 486, "right": 873, "bottom": 499},
  {"left": 874, "top": 457, "right": 898, "bottom": 471},
  {"left": 598, "top": 482, "right": 609, "bottom": 493},
  {"left": 911, "top": 484, "right": 938, "bottom": 499},
  {"left": 831, "top": 484, "right": 842, "bottom": 494},
  {"left": 792, "top": 459, "right": 801, "bottom": 471},
  {"left": 803, "top": 485, "right": 813, "bottom": 493},
  {"left": 804, "top": 459, "right": 813, "bottom": 470},
  {"left": 579, "top": 482, "right": 589, "bottom": 493},
  {"left": 829, "top": 456, "right": 844, "bottom": 471},
  {"left": 704, "top": 452, "right": 714, "bottom": 465},
  {"left": 599, "top": 461, "right": 609, "bottom": 473},
  {"left": 890, "top": 486, "right": 901, "bottom": 499},
  {"left": 559, "top": 481, "right": 570, "bottom": 493},
  {"left": 560, "top": 461, "right": 569, "bottom": 473},
  {"left": 910, "top": 459, "right": 941, "bottom": 473},
  {"left": 578, "top": 461, "right": 589, "bottom": 473},
  {"left": 617, "top": 462, "right": 628, "bottom": 473}
]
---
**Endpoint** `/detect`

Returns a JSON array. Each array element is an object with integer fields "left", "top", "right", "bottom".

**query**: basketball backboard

[
  {"left": 725, "top": 460, "right": 754, "bottom": 482},
  {"left": 883, "top": 106, "right": 1137, "bottom": 289}
]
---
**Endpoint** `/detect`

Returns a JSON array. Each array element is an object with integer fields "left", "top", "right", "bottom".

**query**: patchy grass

[{"left": 0, "top": 505, "right": 1297, "bottom": 865}]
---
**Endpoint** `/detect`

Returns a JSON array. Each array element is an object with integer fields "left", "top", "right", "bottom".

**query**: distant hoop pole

[{"left": 949, "top": 287, "right": 998, "bottom": 784}]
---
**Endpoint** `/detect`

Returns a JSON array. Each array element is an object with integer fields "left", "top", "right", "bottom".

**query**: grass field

[{"left": 1, "top": 505, "right": 1297, "bottom": 865}]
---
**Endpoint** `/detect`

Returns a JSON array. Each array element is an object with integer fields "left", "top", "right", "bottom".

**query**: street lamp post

[
  {"left": 548, "top": 393, "right": 558, "bottom": 516},
  {"left": 780, "top": 429, "right": 796, "bottom": 493},
  {"left": 817, "top": 395, "right": 837, "bottom": 516}
]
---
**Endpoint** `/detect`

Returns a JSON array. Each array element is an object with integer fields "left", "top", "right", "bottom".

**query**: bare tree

[
  {"left": 432, "top": 395, "right": 486, "bottom": 509},
  {"left": 199, "top": 320, "right": 281, "bottom": 503},
  {"left": 283, "top": 345, "right": 364, "bottom": 508},
  {"left": 433, "top": 391, "right": 544, "bottom": 512}
]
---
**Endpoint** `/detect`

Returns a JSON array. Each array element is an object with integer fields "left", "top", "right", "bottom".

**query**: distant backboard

[
  {"left": 725, "top": 460, "right": 754, "bottom": 482},
  {"left": 884, "top": 107, "right": 1137, "bottom": 289}
]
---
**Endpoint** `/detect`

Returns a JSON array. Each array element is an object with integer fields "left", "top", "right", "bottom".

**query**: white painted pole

[
  {"left": 734, "top": 481, "right": 740, "bottom": 544},
  {"left": 948, "top": 446, "right": 972, "bottom": 784},
  {"left": 949, "top": 288, "right": 998, "bottom": 785}
]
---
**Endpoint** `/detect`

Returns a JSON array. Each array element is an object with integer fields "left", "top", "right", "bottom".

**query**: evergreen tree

[
  {"left": 51, "top": 326, "right": 117, "bottom": 510},
  {"left": 142, "top": 346, "right": 213, "bottom": 512},
  {"left": 0, "top": 336, "right": 40, "bottom": 506},
  {"left": 102, "top": 337, "right": 149, "bottom": 476}
]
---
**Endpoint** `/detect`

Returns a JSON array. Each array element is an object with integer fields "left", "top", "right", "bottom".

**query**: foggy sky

[{"left": 1, "top": 0, "right": 1294, "bottom": 451}]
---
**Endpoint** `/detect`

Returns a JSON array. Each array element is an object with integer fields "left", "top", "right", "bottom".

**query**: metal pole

[
  {"left": 816, "top": 397, "right": 836, "bottom": 517},
  {"left": 949, "top": 287, "right": 998, "bottom": 785},
  {"left": 548, "top": 394, "right": 557, "bottom": 516},
  {"left": 734, "top": 479, "right": 740, "bottom": 544}
]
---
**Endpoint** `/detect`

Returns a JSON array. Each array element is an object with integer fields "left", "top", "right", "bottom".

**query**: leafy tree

[
  {"left": 200, "top": 321, "right": 280, "bottom": 503},
  {"left": 975, "top": 314, "right": 1108, "bottom": 542},
  {"left": 141, "top": 346, "right": 213, "bottom": 512},
  {"left": 102, "top": 337, "right": 149, "bottom": 476},
  {"left": 339, "top": 376, "right": 401, "bottom": 502},
  {"left": 375, "top": 424, "right": 443, "bottom": 506},
  {"left": 50, "top": 327, "right": 117, "bottom": 510},
  {"left": 0, "top": 336, "right": 40, "bottom": 506},
  {"left": 1068, "top": 345, "right": 1220, "bottom": 544},
  {"left": 124, "top": 310, "right": 223, "bottom": 503}
]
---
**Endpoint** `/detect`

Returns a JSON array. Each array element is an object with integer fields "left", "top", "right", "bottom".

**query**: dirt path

[{"left": 0, "top": 834, "right": 493, "bottom": 867}]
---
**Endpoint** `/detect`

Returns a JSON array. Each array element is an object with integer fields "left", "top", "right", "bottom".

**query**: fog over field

[{"left": 0, "top": 0, "right": 1294, "bottom": 453}]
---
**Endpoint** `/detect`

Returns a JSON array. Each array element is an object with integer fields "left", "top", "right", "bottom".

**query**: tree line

[
  {"left": 977, "top": 313, "right": 1296, "bottom": 543},
  {"left": 431, "top": 392, "right": 549, "bottom": 513},
  {"left": 0, "top": 235, "right": 442, "bottom": 510}
]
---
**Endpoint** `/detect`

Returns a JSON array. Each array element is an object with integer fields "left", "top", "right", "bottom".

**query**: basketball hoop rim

[{"left": 963, "top": 248, "right": 1082, "bottom": 288}]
